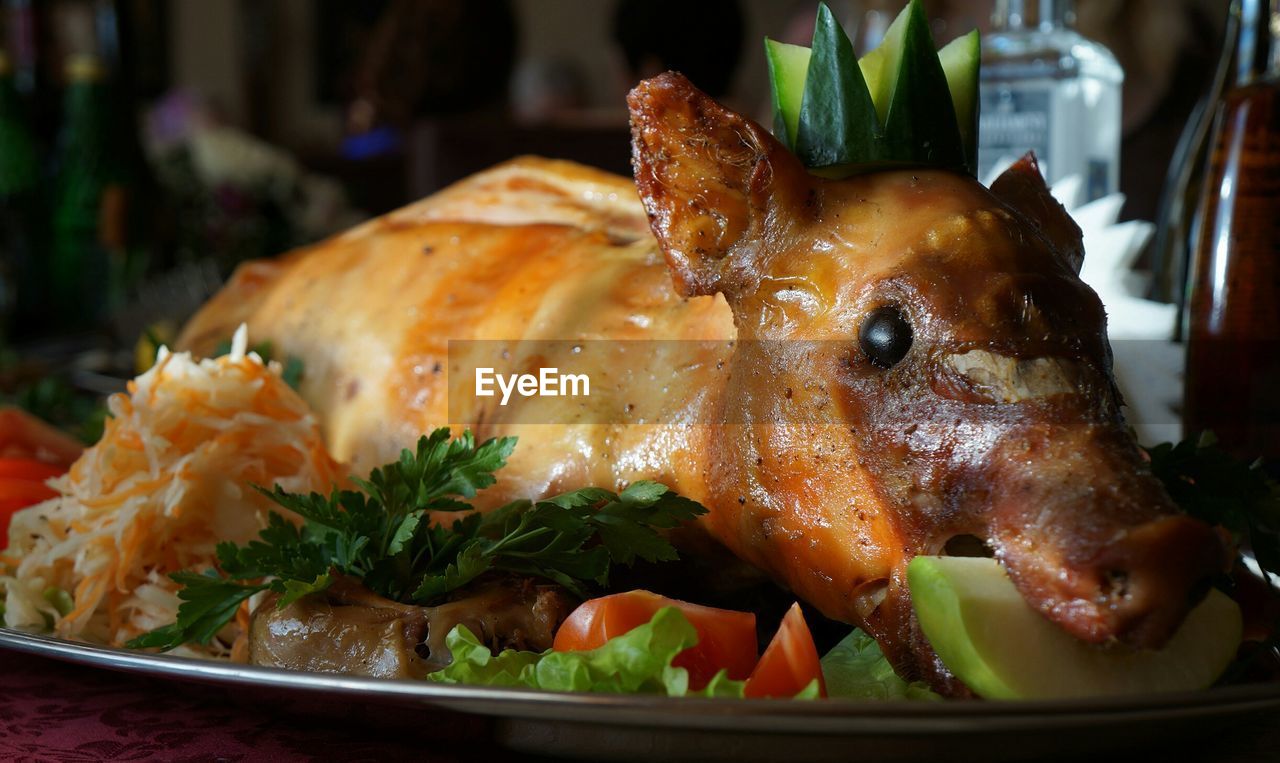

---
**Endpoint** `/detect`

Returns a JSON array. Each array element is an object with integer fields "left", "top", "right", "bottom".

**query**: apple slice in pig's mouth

[{"left": 907, "top": 555, "right": 1242, "bottom": 699}]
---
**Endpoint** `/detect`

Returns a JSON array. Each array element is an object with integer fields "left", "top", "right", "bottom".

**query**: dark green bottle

[
  {"left": 50, "top": 54, "right": 131, "bottom": 329},
  {"left": 0, "top": 49, "right": 44, "bottom": 337}
]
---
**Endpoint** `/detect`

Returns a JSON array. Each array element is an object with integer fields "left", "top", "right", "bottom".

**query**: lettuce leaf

[
  {"left": 431, "top": 607, "right": 935, "bottom": 701},
  {"left": 820, "top": 629, "right": 941, "bottom": 701},
  {"left": 429, "top": 606, "right": 750, "bottom": 697}
]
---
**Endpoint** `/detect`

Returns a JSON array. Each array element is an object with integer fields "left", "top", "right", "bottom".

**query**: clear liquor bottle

[{"left": 977, "top": 0, "right": 1123, "bottom": 201}]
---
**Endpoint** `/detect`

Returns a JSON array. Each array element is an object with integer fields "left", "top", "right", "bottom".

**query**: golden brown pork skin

[{"left": 181, "top": 72, "right": 1229, "bottom": 694}]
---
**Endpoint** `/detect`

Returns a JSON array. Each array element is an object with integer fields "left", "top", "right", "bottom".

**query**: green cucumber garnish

[
  {"left": 764, "top": 39, "right": 812, "bottom": 150},
  {"left": 766, "top": 0, "right": 978, "bottom": 177}
]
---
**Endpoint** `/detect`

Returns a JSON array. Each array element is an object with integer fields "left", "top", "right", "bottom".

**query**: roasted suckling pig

[{"left": 179, "top": 73, "right": 1229, "bottom": 693}]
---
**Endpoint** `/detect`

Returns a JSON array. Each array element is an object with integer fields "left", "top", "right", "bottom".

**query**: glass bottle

[
  {"left": 1183, "top": 0, "right": 1280, "bottom": 464},
  {"left": 1150, "top": 9, "right": 1236, "bottom": 325},
  {"left": 848, "top": 0, "right": 899, "bottom": 57},
  {"left": 0, "top": 48, "right": 43, "bottom": 337},
  {"left": 977, "top": 0, "right": 1123, "bottom": 200},
  {"left": 49, "top": 53, "right": 129, "bottom": 330}
]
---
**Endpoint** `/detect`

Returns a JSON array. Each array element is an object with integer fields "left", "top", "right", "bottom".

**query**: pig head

[{"left": 628, "top": 72, "right": 1230, "bottom": 692}]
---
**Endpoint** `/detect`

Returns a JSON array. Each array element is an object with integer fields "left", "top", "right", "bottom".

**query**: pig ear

[
  {"left": 989, "top": 153, "right": 1085, "bottom": 273},
  {"left": 628, "top": 72, "right": 811, "bottom": 299}
]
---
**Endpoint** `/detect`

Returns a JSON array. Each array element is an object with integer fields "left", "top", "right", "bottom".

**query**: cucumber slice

[
  {"left": 880, "top": 0, "right": 966, "bottom": 173},
  {"left": 856, "top": 3, "right": 909, "bottom": 126},
  {"left": 938, "top": 29, "right": 980, "bottom": 174},
  {"left": 765, "top": 39, "right": 812, "bottom": 150},
  {"left": 795, "top": 3, "right": 878, "bottom": 168},
  {"left": 907, "top": 556, "right": 1243, "bottom": 700},
  {"left": 763, "top": 0, "right": 978, "bottom": 176}
]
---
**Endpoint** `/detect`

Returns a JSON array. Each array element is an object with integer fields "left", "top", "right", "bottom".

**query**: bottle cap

[{"left": 64, "top": 54, "right": 105, "bottom": 83}]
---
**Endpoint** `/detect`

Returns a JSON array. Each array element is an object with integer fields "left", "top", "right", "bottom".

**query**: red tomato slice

[
  {"left": 0, "top": 477, "right": 60, "bottom": 550},
  {"left": 554, "top": 590, "right": 758, "bottom": 689},
  {"left": 0, "top": 458, "right": 65, "bottom": 483},
  {"left": 0, "top": 407, "right": 84, "bottom": 465},
  {"left": 744, "top": 603, "right": 827, "bottom": 698}
]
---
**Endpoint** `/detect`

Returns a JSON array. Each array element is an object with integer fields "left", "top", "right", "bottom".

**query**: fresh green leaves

[
  {"left": 1145, "top": 432, "right": 1280, "bottom": 581},
  {"left": 765, "top": 0, "right": 979, "bottom": 177},
  {"left": 429, "top": 607, "right": 749, "bottom": 697},
  {"left": 128, "top": 428, "right": 707, "bottom": 652},
  {"left": 126, "top": 571, "right": 266, "bottom": 650},
  {"left": 428, "top": 622, "right": 545, "bottom": 688},
  {"left": 2, "top": 375, "right": 109, "bottom": 444},
  {"left": 412, "top": 481, "right": 705, "bottom": 600},
  {"left": 357, "top": 428, "right": 517, "bottom": 512},
  {"left": 41, "top": 587, "right": 75, "bottom": 617},
  {"left": 820, "top": 629, "right": 940, "bottom": 701},
  {"left": 431, "top": 609, "right": 926, "bottom": 701}
]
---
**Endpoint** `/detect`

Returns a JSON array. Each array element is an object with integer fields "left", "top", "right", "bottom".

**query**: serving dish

[
  {"left": 3, "top": 9, "right": 1276, "bottom": 759},
  {"left": 2, "top": 626, "right": 1277, "bottom": 762}
]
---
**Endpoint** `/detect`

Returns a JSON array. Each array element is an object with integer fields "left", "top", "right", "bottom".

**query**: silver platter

[{"left": 3, "top": 626, "right": 1278, "bottom": 761}]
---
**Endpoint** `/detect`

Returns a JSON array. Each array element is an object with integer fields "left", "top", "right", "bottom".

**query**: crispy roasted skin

[{"left": 183, "top": 73, "right": 1230, "bottom": 694}]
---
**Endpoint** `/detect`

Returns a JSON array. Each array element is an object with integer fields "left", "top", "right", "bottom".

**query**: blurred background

[{"left": 1, "top": 0, "right": 1265, "bottom": 453}]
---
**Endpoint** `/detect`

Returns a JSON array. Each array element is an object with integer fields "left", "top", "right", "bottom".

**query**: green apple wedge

[{"left": 907, "top": 555, "right": 1243, "bottom": 699}]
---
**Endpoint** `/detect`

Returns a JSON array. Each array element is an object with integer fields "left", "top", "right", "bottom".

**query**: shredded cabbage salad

[{"left": 0, "top": 326, "right": 341, "bottom": 656}]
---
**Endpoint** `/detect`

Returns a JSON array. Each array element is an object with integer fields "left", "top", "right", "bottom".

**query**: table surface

[
  {"left": 4, "top": 647, "right": 1280, "bottom": 763},
  {"left": 0, "top": 649, "right": 541, "bottom": 762}
]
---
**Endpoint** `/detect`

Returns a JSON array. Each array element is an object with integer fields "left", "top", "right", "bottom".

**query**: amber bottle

[{"left": 1184, "top": 0, "right": 1280, "bottom": 462}]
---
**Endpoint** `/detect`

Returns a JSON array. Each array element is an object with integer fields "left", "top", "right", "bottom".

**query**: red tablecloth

[{"left": 0, "top": 649, "right": 529, "bottom": 762}]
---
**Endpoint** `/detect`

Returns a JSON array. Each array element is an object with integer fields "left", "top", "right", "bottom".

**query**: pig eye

[{"left": 859, "top": 305, "right": 913, "bottom": 368}]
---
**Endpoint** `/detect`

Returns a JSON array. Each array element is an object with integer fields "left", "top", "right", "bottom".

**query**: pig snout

[{"left": 984, "top": 423, "right": 1232, "bottom": 649}]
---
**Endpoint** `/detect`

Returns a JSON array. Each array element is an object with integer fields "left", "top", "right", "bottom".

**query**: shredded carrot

[
  {"left": 0, "top": 327, "right": 341, "bottom": 654},
  {"left": 44, "top": 518, "right": 68, "bottom": 542},
  {"left": 64, "top": 573, "right": 109, "bottom": 627},
  {"left": 115, "top": 512, "right": 155, "bottom": 592},
  {"left": 235, "top": 599, "right": 251, "bottom": 633},
  {"left": 145, "top": 352, "right": 173, "bottom": 406},
  {"left": 79, "top": 477, "right": 170, "bottom": 508},
  {"left": 114, "top": 430, "right": 145, "bottom": 452}
]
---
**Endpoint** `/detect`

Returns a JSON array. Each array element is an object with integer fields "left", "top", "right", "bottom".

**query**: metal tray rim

[{"left": 4, "top": 625, "right": 1279, "bottom": 736}]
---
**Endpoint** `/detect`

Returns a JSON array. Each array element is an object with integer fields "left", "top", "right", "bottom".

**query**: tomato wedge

[
  {"left": 744, "top": 603, "right": 827, "bottom": 698},
  {"left": 0, "top": 458, "right": 65, "bottom": 483},
  {"left": 0, "top": 407, "right": 84, "bottom": 465},
  {"left": 553, "top": 590, "right": 758, "bottom": 689},
  {"left": 0, "top": 459, "right": 65, "bottom": 550}
]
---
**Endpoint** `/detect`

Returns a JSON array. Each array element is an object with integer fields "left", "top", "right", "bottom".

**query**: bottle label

[
  {"left": 1086, "top": 159, "right": 1111, "bottom": 204},
  {"left": 978, "top": 87, "right": 1051, "bottom": 182}
]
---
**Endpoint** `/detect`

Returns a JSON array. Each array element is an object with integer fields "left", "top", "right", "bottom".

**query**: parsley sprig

[
  {"left": 1144, "top": 433, "right": 1280, "bottom": 679},
  {"left": 128, "top": 428, "right": 705, "bottom": 651},
  {"left": 1145, "top": 432, "right": 1280, "bottom": 583}
]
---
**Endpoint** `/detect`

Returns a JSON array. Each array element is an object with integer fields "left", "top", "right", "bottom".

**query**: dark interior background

[{"left": 0, "top": 0, "right": 1230, "bottom": 421}]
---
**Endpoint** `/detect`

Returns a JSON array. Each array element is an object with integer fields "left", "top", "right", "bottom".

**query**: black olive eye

[{"left": 859, "top": 305, "right": 913, "bottom": 368}]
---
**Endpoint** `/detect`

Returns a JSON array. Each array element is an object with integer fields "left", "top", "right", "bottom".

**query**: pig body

[{"left": 179, "top": 73, "right": 1228, "bottom": 693}]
